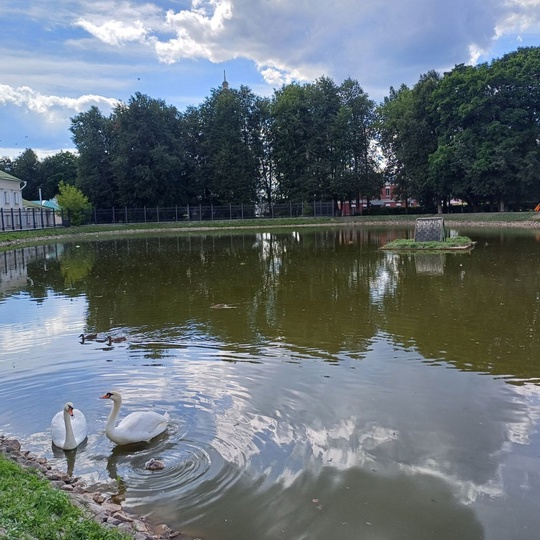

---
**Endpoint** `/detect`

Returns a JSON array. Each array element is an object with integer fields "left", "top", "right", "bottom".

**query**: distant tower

[{"left": 222, "top": 70, "right": 229, "bottom": 90}]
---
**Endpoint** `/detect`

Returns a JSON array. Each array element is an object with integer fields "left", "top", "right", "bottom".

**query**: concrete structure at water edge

[{"left": 414, "top": 217, "right": 446, "bottom": 242}]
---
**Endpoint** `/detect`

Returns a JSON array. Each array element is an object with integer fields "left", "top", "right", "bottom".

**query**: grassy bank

[
  {"left": 0, "top": 453, "right": 128, "bottom": 540},
  {"left": 1, "top": 212, "right": 539, "bottom": 249}
]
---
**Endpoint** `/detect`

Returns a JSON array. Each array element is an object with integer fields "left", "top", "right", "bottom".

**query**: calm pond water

[{"left": 1, "top": 226, "right": 540, "bottom": 540}]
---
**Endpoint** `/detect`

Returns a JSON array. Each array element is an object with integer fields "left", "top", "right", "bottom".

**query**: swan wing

[
  {"left": 50, "top": 411, "right": 66, "bottom": 447},
  {"left": 113, "top": 411, "right": 169, "bottom": 444},
  {"left": 71, "top": 408, "right": 88, "bottom": 446}
]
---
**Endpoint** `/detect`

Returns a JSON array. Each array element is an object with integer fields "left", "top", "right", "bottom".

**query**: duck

[
  {"left": 51, "top": 402, "right": 88, "bottom": 450},
  {"left": 100, "top": 391, "right": 169, "bottom": 445},
  {"left": 106, "top": 336, "right": 127, "bottom": 346},
  {"left": 79, "top": 332, "right": 98, "bottom": 343}
]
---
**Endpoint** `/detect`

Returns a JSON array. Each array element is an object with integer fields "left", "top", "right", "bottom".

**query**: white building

[{"left": 0, "top": 170, "right": 26, "bottom": 210}]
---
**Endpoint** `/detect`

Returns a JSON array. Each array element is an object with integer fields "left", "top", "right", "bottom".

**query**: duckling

[{"left": 144, "top": 458, "right": 165, "bottom": 470}]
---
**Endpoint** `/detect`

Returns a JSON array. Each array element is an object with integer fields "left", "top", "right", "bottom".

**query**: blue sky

[{"left": 1, "top": 0, "right": 539, "bottom": 160}]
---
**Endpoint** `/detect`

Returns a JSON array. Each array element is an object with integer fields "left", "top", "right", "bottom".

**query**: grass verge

[
  {"left": 381, "top": 236, "right": 475, "bottom": 251},
  {"left": 0, "top": 453, "right": 129, "bottom": 540}
]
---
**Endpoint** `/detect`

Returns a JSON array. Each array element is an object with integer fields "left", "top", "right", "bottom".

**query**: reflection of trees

[
  {"left": 76, "top": 232, "right": 383, "bottom": 357},
  {"left": 382, "top": 237, "right": 540, "bottom": 382},
  {"left": 12, "top": 228, "right": 540, "bottom": 383},
  {"left": 59, "top": 244, "right": 96, "bottom": 286}
]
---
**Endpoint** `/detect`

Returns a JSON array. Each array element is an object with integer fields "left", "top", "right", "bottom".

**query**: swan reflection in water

[
  {"left": 105, "top": 433, "right": 170, "bottom": 504},
  {"left": 51, "top": 439, "right": 88, "bottom": 477}
]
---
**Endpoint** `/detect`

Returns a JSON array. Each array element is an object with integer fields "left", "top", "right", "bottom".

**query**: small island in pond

[{"left": 381, "top": 236, "right": 475, "bottom": 251}]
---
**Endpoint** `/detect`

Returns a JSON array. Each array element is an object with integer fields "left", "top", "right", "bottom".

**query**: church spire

[{"left": 222, "top": 70, "right": 229, "bottom": 90}]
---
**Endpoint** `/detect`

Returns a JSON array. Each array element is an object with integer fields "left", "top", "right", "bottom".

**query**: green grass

[
  {"left": 0, "top": 454, "right": 129, "bottom": 540},
  {"left": 381, "top": 236, "right": 475, "bottom": 251}
]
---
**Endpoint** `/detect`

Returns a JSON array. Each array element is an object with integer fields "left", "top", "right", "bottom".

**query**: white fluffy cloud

[
  {"left": 67, "top": 0, "right": 540, "bottom": 92},
  {"left": 0, "top": 84, "right": 119, "bottom": 122},
  {"left": 2, "top": 0, "right": 540, "bottom": 157}
]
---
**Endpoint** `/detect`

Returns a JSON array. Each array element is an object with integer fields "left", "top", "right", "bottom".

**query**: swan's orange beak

[
  {"left": 68, "top": 406, "right": 74, "bottom": 417},
  {"left": 100, "top": 393, "right": 111, "bottom": 399}
]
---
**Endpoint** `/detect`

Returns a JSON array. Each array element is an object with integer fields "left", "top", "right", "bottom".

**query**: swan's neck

[
  {"left": 63, "top": 410, "right": 76, "bottom": 448},
  {"left": 105, "top": 399, "right": 122, "bottom": 436}
]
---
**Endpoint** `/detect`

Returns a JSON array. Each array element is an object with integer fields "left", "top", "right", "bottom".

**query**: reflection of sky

[
  {"left": 369, "top": 252, "right": 399, "bottom": 303},
  {"left": 0, "top": 292, "right": 88, "bottom": 373},
  {"left": 169, "top": 336, "right": 540, "bottom": 517}
]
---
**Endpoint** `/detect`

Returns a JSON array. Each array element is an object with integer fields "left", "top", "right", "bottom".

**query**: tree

[
  {"left": 55, "top": 180, "right": 92, "bottom": 225},
  {"left": 40, "top": 151, "right": 78, "bottom": 200},
  {"left": 334, "top": 78, "right": 379, "bottom": 213},
  {"left": 9, "top": 149, "right": 42, "bottom": 201},
  {"left": 197, "top": 85, "right": 261, "bottom": 204},
  {"left": 110, "top": 93, "right": 186, "bottom": 207},
  {"left": 376, "top": 72, "right": 441, "bottom": 211},
  {"left": 431, "top": 48, "right": 540, "bottom": 211},
  {"left": 70, "top": 106, "right": 115, "bottom": 207},
  {"left": 270, "top": 82, "right": 312, "bottom": 201}
]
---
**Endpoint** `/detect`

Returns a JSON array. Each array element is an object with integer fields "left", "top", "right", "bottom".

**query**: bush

[{"left": 56, "top": 181, "right": 92, "bottom": 226}]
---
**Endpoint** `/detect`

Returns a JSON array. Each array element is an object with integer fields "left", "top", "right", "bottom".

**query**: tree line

[{"left": 2, "top": 46, "right": 539, "bottom": 214}]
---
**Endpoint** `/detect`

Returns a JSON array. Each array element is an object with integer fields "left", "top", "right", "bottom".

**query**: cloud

[
  {"left": 74, "top": 18, "right": 148, "bottom": 46},
  {"left": 0, "top": 84, "right": 119, "bottom": 122},
  {"left": 70, "top": 0, "right": 540, "bottom": 95}
]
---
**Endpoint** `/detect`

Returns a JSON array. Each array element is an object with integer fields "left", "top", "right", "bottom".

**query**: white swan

[
  {"left": 100, "top": 391, "right": 169, "bottom": 445},
  {"left": 51, "top": 402, "right": 88, "bottom": 450}
]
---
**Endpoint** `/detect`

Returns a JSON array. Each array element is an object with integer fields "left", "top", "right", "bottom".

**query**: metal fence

[
  {"left": 0, "top": 207, "right": 60, "bottom": 232},
  {"left": 86, "top": 201, "right": 336, "bottom": 225}
]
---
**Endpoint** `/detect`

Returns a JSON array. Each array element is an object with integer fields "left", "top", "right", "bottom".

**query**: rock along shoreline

[{"left": 0, "top": 436, "right": 194, "bottom": 540}]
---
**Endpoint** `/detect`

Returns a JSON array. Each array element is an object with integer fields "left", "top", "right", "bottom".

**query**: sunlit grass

[{"left": 0, "top": 454, "right": 129, "bottom": 539}]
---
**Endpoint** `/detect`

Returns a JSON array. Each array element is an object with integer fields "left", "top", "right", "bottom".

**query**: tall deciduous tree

[
  {"left": 70, "top": 106, "right": 115, "bottom": 207},
  {"left": 40, "top": 151, "right": 78, "bottom": 200},
  {"left": 110, "top": 93, "right": 185, "bottom": 207},
  {"left": 9, "top": 149, "right": 42, "bottom": 201},
  {"left": 334, "top": 78, "right": 379, "bottom": 212},
  {"left": 197, "top": 85, "right": 261, "bottom": 204},
  {"left": 377, "top": 71, "right": 441, "bottom": 211},
  {"left": 432, "top": 48, "right": 540, "bottom": 211}
]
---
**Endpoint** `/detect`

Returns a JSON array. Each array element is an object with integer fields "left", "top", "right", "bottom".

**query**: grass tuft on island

[
  {"left": 381, "top": 236, "right": 475, "bottom": 251},
  {"left": 0, "top": 453, "right": 129, "bottom": 540}
]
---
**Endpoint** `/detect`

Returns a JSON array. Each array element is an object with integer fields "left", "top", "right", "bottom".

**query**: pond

[{"left": 1, "top": 225, "right": 540, "bottom": 540}]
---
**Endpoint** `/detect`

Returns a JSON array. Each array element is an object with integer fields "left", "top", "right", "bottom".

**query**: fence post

[
  {"left": 229, "top": 203, "right": 232, "bottom": 220},
  {"left": 187, "top": 204, "right": 190, "bottom": 221},
  {"left": 32, "top": 208, "right": 36, "bottom": 229},
  {"left": 241, "top": 203, "right": 244, "bottom": 220},
  {"left": 125, "top": 206, "right": 128, "bottom": 224},
  {"left": 156, "top": 206, "right": 160, "bottom": 223},
  {"left": 211, "top": 204, "right": 214, "bottom": 221},
  {"left": 199, "top": 204, "right": 202, "bottom": 221},
  {"left": 0, "top": 208, "right": 4, "bottom": 231},
  {"left": 18, "top": 208, "right": 22, "bottom": 230},
  {"left": 175, "top": 205, "right": 178, "bottom": 222}
]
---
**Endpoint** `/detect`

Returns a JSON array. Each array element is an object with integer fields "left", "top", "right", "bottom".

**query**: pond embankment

[
  {"left": 0, "top": 436, "right": 189, "bottom": 540},
  {"left": 1, "top": 212, "right": 540, "bottom": 249}
]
